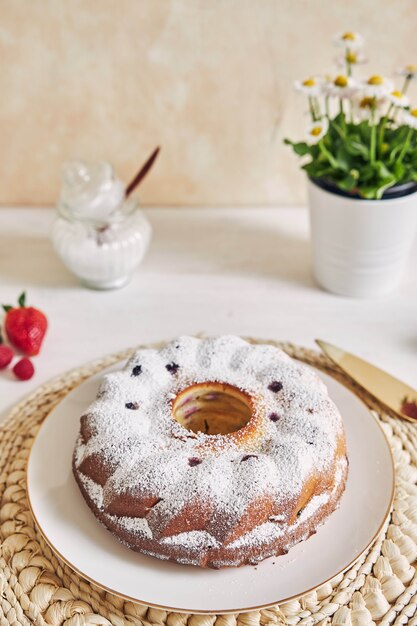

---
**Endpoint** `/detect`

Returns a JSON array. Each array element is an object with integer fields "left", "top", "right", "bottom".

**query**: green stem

[
  {"left": 312, "top": 96, "right": 320, "bottom": 121},
  {"left": 308, "top": 96, "right": 317, "bottom": 121},
  {"left": 331, "top": 120, "right": 346, "bottom": 140},
  {"left": 402, "top": 76, "right": 411, "bottom": 94},
  {"left": 318, "top": 140, "right": 339, "bottom": 169},
  {"left": 325, "top": 95, "right": 330, "bottom": 119},
  {"left": 378, "top": 119, "right": 387, "bottom": 159},
  {"left": 370, "top": 110, "right": 377, "bottom": 165},
  {"left": 346, "top": 48, "right": 352, "bottom": 77},
  {"left": 396, "top": 127, "right": 413, "bottom": 164},
  {"left": 339, "top": 99, "right": 346, "bottom": 132},
  {"left": 378, "top": 103, "right": 394, "bottom": 157},
  {"left": 385, "top": 102, "right": 394, "bottom": 120}
]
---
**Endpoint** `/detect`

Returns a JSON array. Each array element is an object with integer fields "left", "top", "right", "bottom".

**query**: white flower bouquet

[{"left": 285, "top": 32, "right": 417, "bottom": 199}]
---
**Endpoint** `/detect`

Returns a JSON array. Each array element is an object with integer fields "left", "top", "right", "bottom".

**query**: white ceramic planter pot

[{"left": 308, "top": 179, "right": 417, "bottom": 297}]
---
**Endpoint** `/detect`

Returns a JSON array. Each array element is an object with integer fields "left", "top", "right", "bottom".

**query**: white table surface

[{"left": 1, "top": 207, "right": 417, "bottom": 422}]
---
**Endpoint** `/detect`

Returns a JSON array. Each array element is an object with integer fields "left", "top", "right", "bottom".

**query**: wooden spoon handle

[{"left": 126, "top": 146, "right": 160, "bottom": 197}]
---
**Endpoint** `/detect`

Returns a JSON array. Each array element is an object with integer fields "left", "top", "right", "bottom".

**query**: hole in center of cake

[{"left": 172, "top": 382, "right": 253, "bottom": 435}]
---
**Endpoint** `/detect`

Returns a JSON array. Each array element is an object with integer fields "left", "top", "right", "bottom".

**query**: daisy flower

[
  {"left": 335, "top": 50, "right": 367, "bottom": 68},
  {"left": 306, "top": 118, "right": 329, "bottom": 144},
  {"left": 352, "top": 95, "right": 385, "bottom": 122},
  {"left": 325, "top": 75, "right": 358, "bottom": 99},
  {"left": 402, "top": 108, "right": 417, "bottom": 129},
  {"left": 333, "top": 31, "right": 364, "bottom": 50},
  {"left": 294, "top": 76, "right": 323, "bottom": 96},
  {"left": 396, "top": 64, "right": 417, "bottom": 94},
  {"left": 386, "top": 90, "right": 410, "bottom": 108},
  {"left": 396, "top": 64, "right": 417, "bottom": 80},
  {"left": 361, "top": 75, "right": 393, "bottom": 98}
]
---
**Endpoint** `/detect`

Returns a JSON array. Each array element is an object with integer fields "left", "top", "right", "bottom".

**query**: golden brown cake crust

[{"left": 73, "top": 336, "right": 348, "bottom": 568}]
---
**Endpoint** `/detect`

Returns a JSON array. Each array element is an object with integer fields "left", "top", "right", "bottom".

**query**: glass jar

[{"left": 52, "top": 195, "right": 152, "bottom": 290}]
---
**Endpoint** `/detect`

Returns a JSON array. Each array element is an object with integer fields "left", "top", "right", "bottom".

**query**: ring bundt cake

[{"left": 73, "top": 336, "right": 348, "bottom": 568}]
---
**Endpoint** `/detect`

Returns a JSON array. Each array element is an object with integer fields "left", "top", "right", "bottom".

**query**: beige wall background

[{"left": 2, "top": 0, "right": 417, "bottom": 207}]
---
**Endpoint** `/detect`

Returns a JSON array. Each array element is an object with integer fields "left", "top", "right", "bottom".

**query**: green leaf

[
  {"left": 344, "top": 138, "right": 369, "bottom": 159},
  {"left": 328, "top": 120, "right": 345, "bottom": 141},
  {"left": 302, "top": 163, "right": 334, "bottom": 179},
  {"left": 335, "top": 145, "right": 352, "bottom": 172},
  {"left": 358, "top": 121, "right": 371, "bottom": 142},
  {"left": 318, "top": 142, "right": 340, "bottom": 170},
  {"left": 374, "top": 161, "right": 394, "bottom": 179},
  {"left": 18, "top": 292, "right": 26, "bottom": 308},
  {"left": 375, "top": 177, "right": 397, "bottom": 199},
  {"left": 2, "top": 305, "right": 12, "bottom": 313},
  {"left": 338, "top": 174, "right": 357, "bottom": 192},
  {"left": 393, "top": 161, "right": 405, "bottom": 180},
  {"left": 284, "top": 139, "right": 313, "bottom": 157},
  {"left": 391, "top": 145, "right": 406, "bottom": 164},
  {"left": 359, "top": 187, "right": 378, "bottom": 199},
  {"left": 358, "top": 165, "right": 375, "bottom": 182},
  {"left": 292, "top": 142, "right": 312, "bottom": 156}
]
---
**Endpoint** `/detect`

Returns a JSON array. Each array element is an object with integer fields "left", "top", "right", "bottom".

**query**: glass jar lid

[{"left": 58, "top": 161, "right": 130, "bottom": 223}]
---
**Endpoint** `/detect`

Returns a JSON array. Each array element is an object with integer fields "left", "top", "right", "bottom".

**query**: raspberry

[
  {"left": 268, "top": 381, "right": 283, "bottom": 393},
  {"left": 269, "top": 412, "right": 280, "bottom": 422},
  {"left": 0, "top": 345, "right": 13, "bottom": 369},
  {"left": 188, "top": 457, "right": 202, "bottom": 467},
  {"left": 241, "top": 454, "right": 258, "bottom": 462},
  {"left": 401, "top": 397, "right": 417, "bottom": 420},
  {"left": 125, "top": 402, "right": 139, "bottom": 410},
  {"left": 13, "top": 357, "right": 35, "bottom": 381},
  {"left": 166, "top": 362, "right": 180, "bottom": 374}
]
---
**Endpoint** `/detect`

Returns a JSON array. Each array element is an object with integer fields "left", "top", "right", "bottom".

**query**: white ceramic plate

[{"left": 27, "top": 364, "right": 394, "bottom": 614}]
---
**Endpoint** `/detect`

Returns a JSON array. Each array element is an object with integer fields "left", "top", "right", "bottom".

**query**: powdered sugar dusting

[
  {"left": 107, "top": 514, "right": 152, "bottom": 539},
  {"left": 162, "top": 531, "right": 220, "bottom": 549},
  {"left": 78, "top": 474, "right": 104, "bottom": 509},
  {"left": 228, "top": 522, "right": 285, "bottom": 549},
  {"left": 294, "top": 493, "right": 330, "bottom": 525}
]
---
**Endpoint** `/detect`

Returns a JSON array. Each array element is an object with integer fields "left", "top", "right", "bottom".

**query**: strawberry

[
  {"left": 3, "top": 292, "right": 48, "bottom": 356},
  {"left": 0, "top": 345, "right": 13, "bottom": 369},
  {"left": 13, "top": 357, "right": 35, "bottom": 381},
  {"left": 401, "top": 396, "right": 417, "bottom": 420}
]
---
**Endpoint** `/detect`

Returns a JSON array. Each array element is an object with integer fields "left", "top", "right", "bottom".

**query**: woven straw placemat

[{"left": 1, "top": 339, "right": 417, "bottom": 626}]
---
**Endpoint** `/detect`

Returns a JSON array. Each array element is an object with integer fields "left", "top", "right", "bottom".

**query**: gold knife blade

[{"left": 316, "top": 339, "right": 417, "bottom": 423}]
